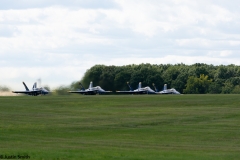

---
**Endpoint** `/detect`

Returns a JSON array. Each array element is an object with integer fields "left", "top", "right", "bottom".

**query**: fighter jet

[
  {"left": 68, "top": 81, "right": 112, "bottom": 95},
  {"left": 117, "top": 82, "right": 156, "bottom": 94},
  {"left": 12, "top": 82, "right": 50, "bottom": 96},
  {"left": 156, "top": 84, "right": 180, "bottom": 94}
]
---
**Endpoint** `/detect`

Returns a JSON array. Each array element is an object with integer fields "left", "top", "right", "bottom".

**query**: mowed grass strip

[{"left": 0, "top": 95, "right": 240, "bottom": 159}]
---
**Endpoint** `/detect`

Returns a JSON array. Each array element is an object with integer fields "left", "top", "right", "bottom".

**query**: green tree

[
  {"left": 183, "top": 74, "right": 212, "bottom": 94},
  {"left": 54, "top": 85, "right": 71, "bottom": 95},
  {"left": 79, "top": 63, "right": 240, "bottom": 94},
  {"left": 114, "top": 68, "right": 132, "bottom": 91},
  {"left": 208, "top": 82, "right": 222, "bottom": 94},
  {"left": 232, "top": 85, "right": 240, "bottom": 94},
  {"left": 162, "top": 66, "right": 180, "bottom": 86},
  {"left": 222, "top": 82, "right": 234, "bottom": 94}
]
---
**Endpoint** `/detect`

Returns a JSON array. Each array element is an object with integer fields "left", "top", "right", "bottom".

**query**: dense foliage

[
  {"left": 53, "top": 82, "right": 78, "bottom": 95},
  {"left": 76, "top": 63, "right": 240, "bottom": 94}
]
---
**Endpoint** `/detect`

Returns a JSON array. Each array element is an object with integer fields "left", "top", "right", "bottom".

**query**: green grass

[{"left": 0, "top": 94, "right": 240, "bottom": 159}]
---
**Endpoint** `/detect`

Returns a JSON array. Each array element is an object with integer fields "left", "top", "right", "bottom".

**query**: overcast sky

[{"left": 1, "top": 0, "right": 240, "bottom": 90}]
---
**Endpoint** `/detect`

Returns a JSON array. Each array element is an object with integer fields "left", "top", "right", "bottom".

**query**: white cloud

[
  {"left": 220, "top": 50, "right": 232, "bottom": 57},
  {"left": 102, "top": 55, "right": 240, "bottom": 66},
  {"left": 1, "top": 0, "right": 240, "bottom": 89}
]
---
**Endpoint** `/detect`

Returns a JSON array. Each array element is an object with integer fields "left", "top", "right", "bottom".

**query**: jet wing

[
  {"left": 69, "top": 90, "right": 101, "bottom": 95},
  {"left": 116, "top": 91, "right": 147, "bottom": 94},
  {"left": 101, "top": 91, "right": 112, "bottom": 93},
  {"left": 12, "top": 91, "right": 31, "bottom": 94},
  {"left": 68, "top": 91, "right": 88, "bottom": 93},
  {"left": 158, "top": 91, "right": 179, "bottom": 94},
  {"left": 12, "top": 90, "right": 40, "bottom": 94}
]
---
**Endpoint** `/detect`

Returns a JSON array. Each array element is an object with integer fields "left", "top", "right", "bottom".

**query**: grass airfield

[{"left": 1, "top": 94, "right": 240, "bottom": 160}]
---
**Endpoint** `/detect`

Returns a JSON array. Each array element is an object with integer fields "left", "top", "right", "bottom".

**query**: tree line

[
  {"left": 73, "top": 63, "right": 240, "bottom": 94},
  {"left": 3, "top": 62, "right": 240, "bottom": 95},
  {"left": 53, "top": 63, "right": 240, "bottom": 94}
]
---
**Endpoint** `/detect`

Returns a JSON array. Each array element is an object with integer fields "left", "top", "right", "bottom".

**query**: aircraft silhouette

[{"left": 12, "top": 82, "right": 50, "bottom": 96}]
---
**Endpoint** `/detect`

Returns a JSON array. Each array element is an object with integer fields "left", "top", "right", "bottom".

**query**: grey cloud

[
  {"left": 1, "top": 0, "right": 240, "bottom": 66},
  {"left": 0, "top": 0, "right": 119, "bottom": 10}
]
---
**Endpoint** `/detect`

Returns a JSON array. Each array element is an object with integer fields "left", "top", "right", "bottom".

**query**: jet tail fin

[
  {"left": 152, "top": 83, "right": 158, "bottom": 92},
  {"left": 89, "top": 81, "right": 93, "bottom": 89},
  {"left": 138, "top": 82, "right": 142, "bottom": 89},
  {"left": 79, "top": 82, "right": 85, "bottom": 90},
  {"left": 127, "top": 82, "right": 133, "bottom": 91},
  {"left": 32, "top": 82, "right": 37, "bottom": 90},
  {"left": 22, "top": 82, "right": 29, "bottom": 91},
  {"left": 163, "top": 84, "right": 167, "bottom": 91}
]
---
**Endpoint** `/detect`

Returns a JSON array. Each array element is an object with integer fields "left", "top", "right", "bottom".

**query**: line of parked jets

[{"left": 12, "top": 81, "right": 180, "bottom": 96}]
